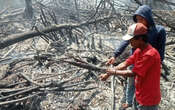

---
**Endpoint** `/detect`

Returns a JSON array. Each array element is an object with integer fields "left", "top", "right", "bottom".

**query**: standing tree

[{"left": 24, "top": 0, "right": 33, "bottom": 19}]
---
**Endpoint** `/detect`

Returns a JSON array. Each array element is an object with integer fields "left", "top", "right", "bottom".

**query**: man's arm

[
  {"left": 115, "top": 61, "right": 129, "bottom": 70},
  {"left": 101, "top": 51, "right": 136, "bottom": 81},
  {"left": 108, "top": 61, "right": 134, "bottom": 77},
  {"left": 109, "top": 69, "right": 135, "bottom": 77},
  {"left": 100, "top": 68, "right": 135, "bottom": 81},
  {"left": 100, "top": 61, "right": 134, "bottom": 81},
  {"left": 114, "top": 40, "right": 129, "bottom": 58},
  {"left": 106, "top": 40, "right": 129, "bottom": 65}
]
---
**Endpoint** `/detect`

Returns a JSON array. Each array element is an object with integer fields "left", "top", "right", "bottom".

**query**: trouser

[
  {"left": 133, "top": 98, "right": 159, "bottom": 110},
  {"left": 120, "top": 79, "right": 127, "bottom": 103},
  {"left": 125, "top": 65, "right": 135, "bottom": 105},
  {"left": 121, "top": 68, "right": 135, "bottom": 105},
  {"left": 126, "top": 76, "right": 135, "bottom": 105}
]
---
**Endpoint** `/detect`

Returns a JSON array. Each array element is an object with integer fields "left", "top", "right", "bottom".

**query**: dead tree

[
  {"left": 0, "top": 16, "right": 115, "bottom": 49},
  {"left": 74, "top": 0, "right": 80, "bottom": 22},
  {"left": 24, "top": 0, "right": 33, "bottom": 19}
]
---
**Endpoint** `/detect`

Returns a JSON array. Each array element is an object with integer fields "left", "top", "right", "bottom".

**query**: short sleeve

[
  {"left": 132, "top": 55, "right": 154, "bottom": 77},
  {"left": 126, "top": 54, "right": 135, "bottom": 65}
]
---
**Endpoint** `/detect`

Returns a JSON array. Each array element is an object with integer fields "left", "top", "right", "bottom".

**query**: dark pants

[{"left": 133, "top": 98, "right": 159, "bottom": 110}]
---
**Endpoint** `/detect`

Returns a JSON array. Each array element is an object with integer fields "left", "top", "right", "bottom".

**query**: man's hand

[
  {"left": 99, "top": 73, "right": 110, "bottom": 81},
  {"left": 106, "top": 57, "right": 116, "bottom": 65},
  {"left": 99, "top": 68, "right": 116, "bottom": 81}
]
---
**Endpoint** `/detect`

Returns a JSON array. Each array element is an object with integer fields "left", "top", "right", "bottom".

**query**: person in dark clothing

[{"left": 106, "top": 5, "right": 166, "bottom": 109}]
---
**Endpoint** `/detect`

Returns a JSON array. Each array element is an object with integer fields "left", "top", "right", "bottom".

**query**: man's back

[{"left": 147, "top": 25, "right": 166, "bottom": 61}]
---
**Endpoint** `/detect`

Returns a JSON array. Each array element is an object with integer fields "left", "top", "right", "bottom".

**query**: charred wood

[{"left": 0, "top": 16, "right": 115, "bottom": 49}]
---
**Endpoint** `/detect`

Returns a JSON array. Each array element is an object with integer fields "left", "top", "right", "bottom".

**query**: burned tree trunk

[
  {"left": 74, "top": 0, "right": 80, "bottom": 22},
  {"left": 24, "top": 0, "right": 33, "bottom": 19},
  {"left": 0, "top": 16, "right": 115, "bottom": 49}
]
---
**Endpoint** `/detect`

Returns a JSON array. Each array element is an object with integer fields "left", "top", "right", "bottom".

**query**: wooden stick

[
  {"left": 2, "top": 44, "right": 17, "bottom": 58},
  {"left": 111, "top": 65, "right": 116, "bottom": 110},
  {"left": 0, "top": 92, "right": 41, "bottom": 106}
]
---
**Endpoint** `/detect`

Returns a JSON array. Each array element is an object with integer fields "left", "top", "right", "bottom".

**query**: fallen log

[
  {"left": 58, "top": 56, "right": 126, "bottom": 84},
  {"left": 0, "top": 16, "right": 115, "bottom": 49},
  {"left": 62, "top": 60, "right": 106, "bottom": 73},
  {"left": 0, "top": 92, "right": 41, "bottom": 106}
]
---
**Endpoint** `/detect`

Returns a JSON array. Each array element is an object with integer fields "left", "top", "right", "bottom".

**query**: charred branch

[{"left": 0, "top": 16, "right": 115, "bottom": 49}]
